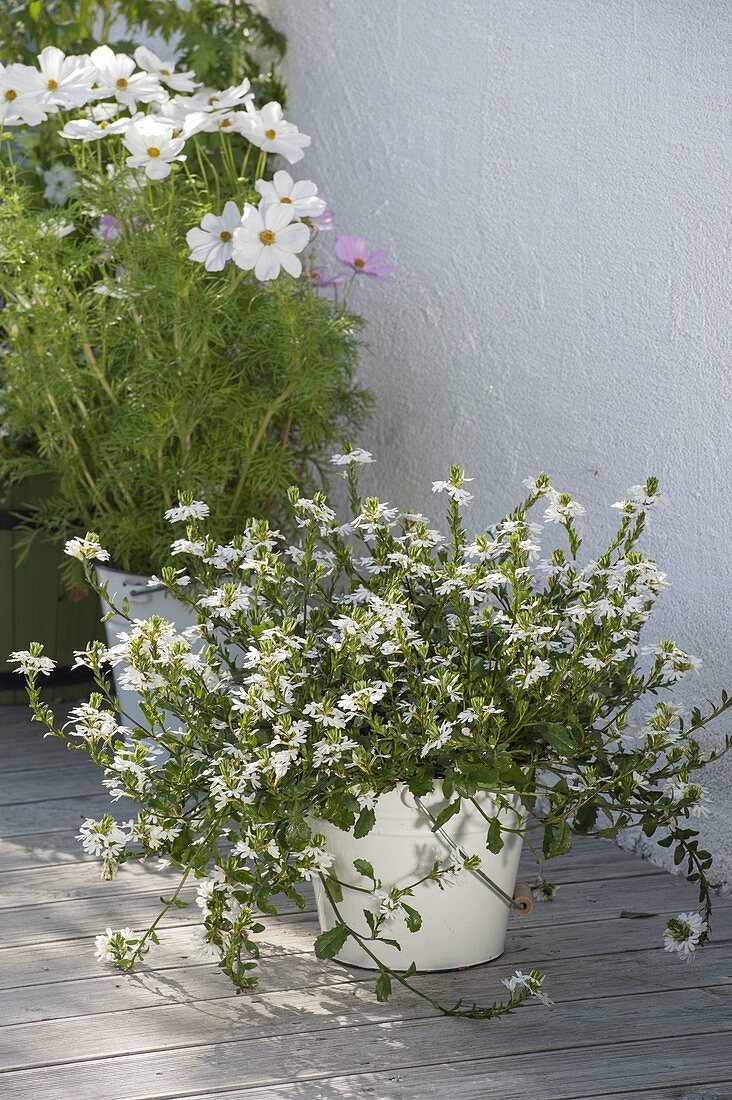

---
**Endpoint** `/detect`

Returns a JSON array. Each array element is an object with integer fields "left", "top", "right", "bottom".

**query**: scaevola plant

[{"left": 14, "top": 452, "right": 731, "bottom": 1019}]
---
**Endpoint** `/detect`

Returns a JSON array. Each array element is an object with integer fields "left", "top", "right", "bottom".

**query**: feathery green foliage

[{"left": 0, "top": 158, "right": 370, "bottom": 576}]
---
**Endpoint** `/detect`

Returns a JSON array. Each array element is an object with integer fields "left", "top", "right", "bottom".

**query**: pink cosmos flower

[
  {"left": 98, "top": 215, "right": 124, "bottom": 242},
  {"left": 310, "top": 193, "right": 335, "bottom": 232},
  {"left": 334, "top": 235, "right": 395, "bottom": 282},
  {"left": 305, "top": 266, "right": 347, "bottom": 290}
]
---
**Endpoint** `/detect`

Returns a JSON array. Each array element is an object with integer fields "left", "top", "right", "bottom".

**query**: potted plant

[
  {"left": 0, "top": 41, "right": 390, "bottom": 719},
  {"left": 0, "top": 2, "right": 286, "bottom": 703},
  {"left": 15, "top": 453, "right": 731, "bottom": 1019}
]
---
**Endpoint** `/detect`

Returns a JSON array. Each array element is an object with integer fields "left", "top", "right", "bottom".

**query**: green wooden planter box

[{"left": 0, "top": 478, "right": 103, "bottom": 703}]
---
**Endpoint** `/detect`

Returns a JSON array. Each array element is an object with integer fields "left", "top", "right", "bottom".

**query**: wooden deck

[{"left": 0, "top": 707, "right": 730, "bottom": 1100}]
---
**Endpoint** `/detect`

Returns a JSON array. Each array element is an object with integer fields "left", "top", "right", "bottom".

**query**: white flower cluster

[
  {"left": 15, "top": 462, "right": 729, "bottom": 1013},
  {"left": 2, "top": 44, "right": 327, "bottom": 281}
]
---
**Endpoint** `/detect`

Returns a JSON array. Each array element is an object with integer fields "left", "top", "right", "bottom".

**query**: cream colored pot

[{"left": 312, "top": 785, "right": 524, "bottom": 971}]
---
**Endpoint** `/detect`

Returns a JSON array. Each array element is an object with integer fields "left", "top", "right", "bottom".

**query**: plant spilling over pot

[
  {"left": 13, "top": 454, "right": 731, "bottom": 1020},
  {"left": 0, "top": 41, "right": 390, "bottom": 580}
]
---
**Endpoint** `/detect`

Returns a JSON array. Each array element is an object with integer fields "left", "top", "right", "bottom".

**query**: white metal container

[
  {"left": 95, "top": 564, "right": 197, "bottom": 731},
  {"left": 312, "top": 785, "right": 524, "bottom": 971}
]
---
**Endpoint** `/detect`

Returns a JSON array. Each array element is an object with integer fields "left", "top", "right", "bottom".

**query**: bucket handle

[{"left": 414, "top": 795, "right": 531, "bottom": 914}]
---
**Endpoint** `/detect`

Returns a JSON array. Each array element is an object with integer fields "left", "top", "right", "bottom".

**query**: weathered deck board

[{"left": 0, "top": 706, "right": 729, "bottom": 1100}]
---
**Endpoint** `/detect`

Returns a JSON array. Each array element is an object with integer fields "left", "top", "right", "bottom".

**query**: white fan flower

[
  {"left": 331, "top": 449, "right": 374, "bottom": 466},
  {"left": 232, "top": 201, "right": 310, "bottom": 281},
  {"left": 88, "top": 45, "right": 165, "bottom": 108},
  {"left": 186, "top": 201, "right": 242, "bottom": 272},
  {"left": 122, "top": 116, "right": 185, "bottom": 180},
  {"left": 164, "top": 498, "right": 211, "bottom": 522},
  {"left": 64, "top": 534, "right": 110, "bottom": 562},
  {"left": 239, "top": 101, "right": 311, "bottom": 164},
  {"left": 254, "top": 170, "right": 326, "bottom": 220},
  {"left": 664, "top": 911, "right": 706, "bottom": 962},
  {"left": 133, "top": 46, "right": 199, "bottom": 93}
]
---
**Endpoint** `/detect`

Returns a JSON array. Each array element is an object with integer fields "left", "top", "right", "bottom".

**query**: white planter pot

[
  {"left": 312, "top": 785, "right": 524, "bottom": 971},
  {"left": 96, "top": 564, "right": 197, "bottom": 730}
]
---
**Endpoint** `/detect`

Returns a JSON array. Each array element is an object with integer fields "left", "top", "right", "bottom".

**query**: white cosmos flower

[
  {"left": 239, "top": 101, "right": 311, "bottom": 164},
  {"left": 189, "top": 81, "right": 253, "bottom": 112},
  {"left": 185, "top": 107, "right": 247, "bottom": 136},
  {"left": 133, "top": 46, "right": 198, "bottom": 93},
  {"left": 42, "top": 165, "right": 76, "bottom": 206},
  {"left": 186, "top": 201, "right": 241, "bottom": 272},
  {"left": 89, "top": 45, "right": 164, "bottom": 108},
  {"left": 34, "top": 47, "right": 96, "bottom": 108},
  {"left": 59, "top": 112, "right": 134, "bottom": 142},
  {"left": 232, "top": 202, "right": 310, "bottom": 281},
  {"left": 0, "top": 63, "right": 51, "bottom": 125},
  {"left": 254, "top": 170, "right": 326, "bottom": 219},
  {"left": 123, "top": 116, "right": 185, "bottom": 180}
]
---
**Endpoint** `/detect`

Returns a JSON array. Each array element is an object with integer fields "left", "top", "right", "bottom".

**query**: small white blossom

[
  {"left": 9, "top": 649, "right": 56, "bottom": 676},
  {"left": 331, "top": 448, "right": 374, "bottom": 466},
  {"left": 64, "top": 534, "right": 110, "bottom": 562},
  {"left": 164, "top": 499, "right": 210, "bottom": 523},
  {"left": 94, "top": 926, "right": 138, "bottom": 964},
  {"left": 664, "top": 912, "right": 706, "bottom": 961}
]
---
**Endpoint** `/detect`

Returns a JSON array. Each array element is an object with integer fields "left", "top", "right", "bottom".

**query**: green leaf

[
  {"left": 353, "top": 807, "right": 375, "bottom": 839},
  {"left": 284, "top": 817, "right": 311, "bottom": 852},
  {"left": 28, "top": 0, "right": 42, "bottom": 21},
  {"left": 535, "top": 723, "right": 582, "bottom": 756},
  {"left": 543, "top": 821, "right": 572, "bottom": 858},
  {"left": 402, "top": 903, "right": 422, "bottom": 932},
  {"left": 375, "top": 970, "right": 392, "bottom": 1002},
  {"left": 574, "top": 802, "right": 598, "bottom": 834},
  {"left": 325, "top": 872, "right": 343, "bottom": 904},
  {"left": 313, "top": 923, "right": 349, "bottom": 960},
  {"left": 353, "top": 858, "right": 375, "bottom": 881},
  {"left": 486, "top": 816, "right": 505, "bottom": 854},
  {"left": 431, "top": 799, "right": 462, "bottom": 832}
]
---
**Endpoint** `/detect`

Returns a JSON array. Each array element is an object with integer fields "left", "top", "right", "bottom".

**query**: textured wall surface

[{"left": 267, "top": 0, "right": 732, "bottom": 883}]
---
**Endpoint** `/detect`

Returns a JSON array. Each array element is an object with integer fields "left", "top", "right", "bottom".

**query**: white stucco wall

[{"left": 266, "top": 0, "right": 732, "bottom": 884}]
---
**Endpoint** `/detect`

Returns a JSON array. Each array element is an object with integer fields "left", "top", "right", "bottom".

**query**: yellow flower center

[
  {"left": 5, "top": 89, "right": 17, "bottom": 102},
  {"left": 46, "top": 78, "right": 59, "bottom": 90},
  {"left": 207, "top": 94, "right": 219, "bottom": 105},
  {"left": 160, "top": 68, "right": 171, "bottom": 76},
  {"left": 220, "top": 118, "right": 231, "bottom": 128},
  {"left": 91, "top": 81, "right": 99, "bottom": 89},
  {"left": 147, "top": 146, "right": 161, "bottom": 158},
  {"left": 265, "top": 128, "right": 276, "bottom": 139},
  {"left": 220, "top": 231, "right": 232, "bottom": 242},
  {"left": 259, "top": 229, "right": 276, "bottom": 245},
  {"left": 354, "top": 258, "right": 366, "bottom": 269},
  {"left": 280, "top": 196, "right": 292, "bottom": 204},
  {"left": 98, "top": 121, "right": 109, "bottom": 130}
]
